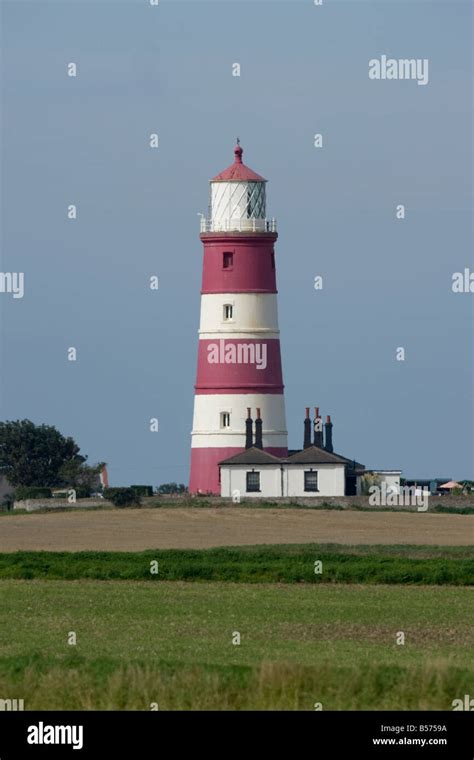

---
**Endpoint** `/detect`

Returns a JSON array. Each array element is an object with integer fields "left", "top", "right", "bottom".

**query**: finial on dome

[{"left": 234, "top": 138, "right": 243, "bottom": 163}]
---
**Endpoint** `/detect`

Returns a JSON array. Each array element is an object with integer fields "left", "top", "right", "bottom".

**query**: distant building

[
  {"left": 99, "top": 465, "right": 109, "bottom": 489},
  {"left": 403, "top": 478, "right": 455, "bottom": 495},
  {"left": 369, "top": 470, "right": 403, "bottom": 495}
]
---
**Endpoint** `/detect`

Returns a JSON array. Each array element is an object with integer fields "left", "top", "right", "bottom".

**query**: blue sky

[{"left": 1, "top": 0, "right": 472, "bottom": 485}]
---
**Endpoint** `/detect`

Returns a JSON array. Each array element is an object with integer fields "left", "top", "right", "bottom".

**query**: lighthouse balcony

[{"left": 200, "top": 217, "right": 277, "bottom": 234}]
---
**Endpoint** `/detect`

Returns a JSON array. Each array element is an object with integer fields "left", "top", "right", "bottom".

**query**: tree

[
  {"left": 58, "top": 459, "right": 105, "bottom": 496},
  {"left": 0, "top": 419, "right": 83, "bottom": 487},
  {"left": 360, "top": 472, "right": 382, "bottom": 496}
]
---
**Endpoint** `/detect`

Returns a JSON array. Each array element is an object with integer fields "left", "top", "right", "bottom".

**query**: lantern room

[{"left": 200, "top": 142, "right": 276, "bottom": 233}]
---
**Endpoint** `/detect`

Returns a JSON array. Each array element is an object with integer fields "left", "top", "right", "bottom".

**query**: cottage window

[
  {"left": 246, "top": 471, "right": 260, "bottom": 492},
  {"left": 304, "top": 470, "right": 318, "bottom": 492}
]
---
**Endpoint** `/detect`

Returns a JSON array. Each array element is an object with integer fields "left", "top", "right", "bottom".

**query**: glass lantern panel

[{"left": 246, "top": 183, "right": 266, "bottom": 218}]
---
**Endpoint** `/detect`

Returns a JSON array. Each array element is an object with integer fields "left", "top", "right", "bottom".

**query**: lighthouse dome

[
  {"left": 203, "top": 143, "right": 275, "bottom": 233},
  {"left": 212, "top": 143, "right": 266, "bottom": 183}
]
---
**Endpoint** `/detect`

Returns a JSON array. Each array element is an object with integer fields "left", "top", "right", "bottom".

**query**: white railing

[{"left": 199, "top": 217, "right": 277, "bottom": 233}]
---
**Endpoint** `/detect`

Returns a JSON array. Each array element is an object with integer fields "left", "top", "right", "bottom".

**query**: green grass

[
  {"left": 1, "top": 544, "right": 471, "bottom": 709},
  {"left": 432, "top": 505, "right": 474, "bottom": 515},
  {"left": 0, "top": 580, "right": 472, "bottom": 709},
  {"left": 0, "top": 544, "right": 472, "bottom": 584}
]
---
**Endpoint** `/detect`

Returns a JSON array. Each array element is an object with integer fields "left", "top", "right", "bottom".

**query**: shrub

[
  {"left": 52, "top": 487, "right": 92, "bottom": 499},
  {"left": 72, "top": 487, "right": 92, "bottom": 499},
  {"left": 14, "top": 486, "right": 52, "bottom": 501},
  {"left": 1, "top": 494, "right": 13, "bottom": 511},
  {"left": 130, "top": 485, "right": 154, "bottom": 497},
  {"left": 103, "top": 488, "right": 141, "bottom": 508},
  {"left": 157, "top": 483, "right": 187, "bottom": 495}
]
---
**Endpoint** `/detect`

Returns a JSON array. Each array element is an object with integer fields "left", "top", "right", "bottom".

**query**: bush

[
  {"left": 52, "top": 487, "right": 92, "bottom": 499},
  {"left": 103, "top": 488, "right": 141, "bottom": 508},
  {"left": 130, "top": 485, "right": 153, "bottom": 497},
  {"left": 14, "top": 486, "right": 52, "bottom": 501},
  {"left": 74, "top": 487, "right": 92, "bottom": 499},
  {"left": 157, "top": 482, "right": 187, "bottom": 495},
  {"left": 1, "top": 494, "right": 13, "bottom": 511}
]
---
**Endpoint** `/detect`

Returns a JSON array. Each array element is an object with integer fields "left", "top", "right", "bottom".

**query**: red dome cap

[{"left": 211, "top": 142, "right": 266, "bottom": 182}]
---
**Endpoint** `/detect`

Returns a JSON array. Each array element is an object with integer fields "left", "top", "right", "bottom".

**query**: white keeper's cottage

[{"left": 219, "top": 407, "right": 400, "bottom": 498}]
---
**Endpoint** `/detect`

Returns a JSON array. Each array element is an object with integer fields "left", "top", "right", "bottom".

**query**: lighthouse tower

[{"left": 189, "top": 142, "right": 288, "bottom": 494}]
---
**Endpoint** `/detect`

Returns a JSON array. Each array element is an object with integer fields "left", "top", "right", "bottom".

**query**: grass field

[
  {"left": 0, "top": 579, "right": 472, "bottom": 710},
  {"left": 1, "top": 508, "right": 471, "bottom": 710},
  {"left": 0, "top": 544, "right": 472, "bottom": 584}
]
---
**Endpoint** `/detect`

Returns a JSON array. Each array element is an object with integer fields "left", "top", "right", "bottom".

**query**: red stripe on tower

[{"left": 189, "top": 142, "right": 288, "bottom": 494}]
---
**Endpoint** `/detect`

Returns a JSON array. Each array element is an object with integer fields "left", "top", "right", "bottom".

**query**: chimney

[
  {"left": 255, "top": 408, "right": 263, "bottom": 449},
  {"left": 245, "top": 408, "right": 253, "bottom": 449},
  {"left": 303, "top": 407, "right": 311, "bottom": 448},
  {"left": 314, "top": 406, "right": 323, "bottom": 448},
  {"left": 324, "top": 415, "right": 333, "bottom": 453}
]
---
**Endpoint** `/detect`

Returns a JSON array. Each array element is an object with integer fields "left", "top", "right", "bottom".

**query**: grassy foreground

[
  {"left": 0, "top": 544, "right": 472, "bottom": 584},
  {"left": 0, "top": 579, "right": 472, "bottom": 709}
]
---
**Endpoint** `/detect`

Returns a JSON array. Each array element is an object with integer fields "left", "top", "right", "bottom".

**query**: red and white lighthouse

[{"left": 189, "top": 142, "right": 288, "bottom": 494}]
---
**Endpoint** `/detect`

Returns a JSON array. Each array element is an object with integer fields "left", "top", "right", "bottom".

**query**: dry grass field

[{"left": 0, "top": 507, "right": 472, "bottom": 551}]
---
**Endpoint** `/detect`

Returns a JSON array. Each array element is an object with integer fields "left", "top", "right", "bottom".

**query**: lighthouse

[{"left": 189, "top": 142, "right": 288, "bottom": 494}]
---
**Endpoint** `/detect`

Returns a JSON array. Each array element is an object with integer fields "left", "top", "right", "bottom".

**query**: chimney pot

[
  {"left": 255, "top": 411, "right": 263, "bottom": 449},
  {"left": 245, "top": 410, "right": 253, "bottom": 449},
  {"left": 313, "top": 407, "right": 323, "bottom": 448},
  {"left": 324, "top": 415, "right": 334, "bottom": 453},
  {"left": 303, "top": 408, "right": 312, "bottom": 448}
]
